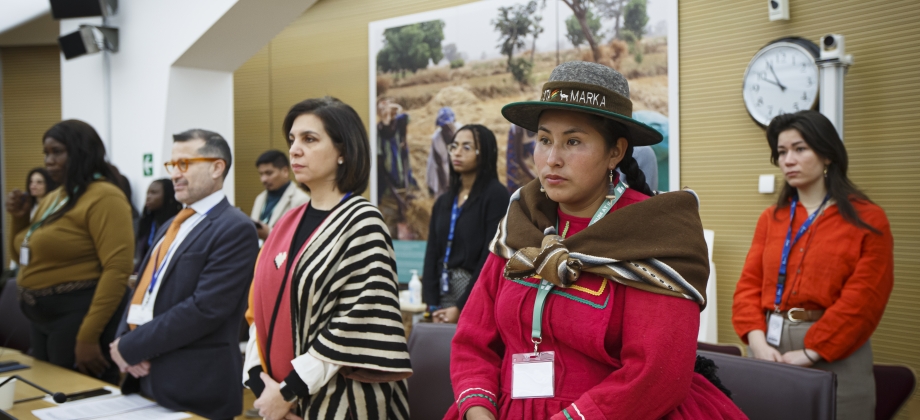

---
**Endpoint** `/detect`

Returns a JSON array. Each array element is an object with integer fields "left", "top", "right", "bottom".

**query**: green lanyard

[
  {"left": 22, "top": 194, "right": 68, "bottom": 246},
  {"left": 530, "top": 181, "right": 627, "bottom": 352}
]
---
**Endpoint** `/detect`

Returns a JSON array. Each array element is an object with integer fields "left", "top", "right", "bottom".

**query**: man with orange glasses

[{"left": 110, "top": 129, "right": 259, "bottom": 420}]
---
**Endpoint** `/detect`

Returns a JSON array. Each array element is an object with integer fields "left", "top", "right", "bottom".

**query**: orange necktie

[{"left": 129, "top": 208, "right": 196, "bottom": 329}]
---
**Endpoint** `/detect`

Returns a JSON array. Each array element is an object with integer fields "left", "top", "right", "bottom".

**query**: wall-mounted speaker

[
  {"left": 58, "top": 26, "right": 118, "bottom": 60},
  {"left": 49, "top": 0, "right": 117, "bottom": 19}
]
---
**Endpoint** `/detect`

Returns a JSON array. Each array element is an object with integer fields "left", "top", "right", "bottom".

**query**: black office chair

[
  {"left": 698, "top": 350, "right": 836, "bottom": 420},
  {"left": 874, "top": 363, "right": 916, "bottom": 420},
  {"left": 697, "top": 341, "right": 745, "bottom": 357},
  {"left": 0, "top": 278, "right": 31, "bottom": 353},
  {"left": 406, "top": 322, "right": 456, "bottom": 420}
]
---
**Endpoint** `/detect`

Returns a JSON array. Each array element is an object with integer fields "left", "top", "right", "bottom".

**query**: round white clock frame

[{"left": 742, "top": 37, "right": 820, "bottom": 127}]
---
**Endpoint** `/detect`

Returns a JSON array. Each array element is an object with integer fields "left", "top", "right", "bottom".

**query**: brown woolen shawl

[{"left": 489, "top": 180, "right": 710, "bottom": 310}]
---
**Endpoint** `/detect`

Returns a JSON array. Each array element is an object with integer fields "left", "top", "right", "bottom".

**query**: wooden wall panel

[
  {"left": 680, "top": 1, "right": 920, "bottom": 417},
  {"left": 1, "top": 46, "right": 61, "bottom": 264},
  {"left": 233, "top": 0, "right": 477, "bottom": 214},
  {"left": 233, "top": 45, "right": 272, "bottom": 216}
]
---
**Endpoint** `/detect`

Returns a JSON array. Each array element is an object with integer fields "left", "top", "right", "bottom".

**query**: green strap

[
  {"left": 531, "top": 179, "right": 628, "bottom": 352},
  {"left": 23, "top": 194, "right": 68, "bottom": 244},
  {"left": 531, "top": 279, "right": 554, "bottom": 346},
  {"left": 22, "top": 174, "right": 102, "bottom": 244}
]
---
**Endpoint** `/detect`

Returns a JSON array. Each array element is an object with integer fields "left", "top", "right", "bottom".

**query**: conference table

[{"left": 0, "top": 348, "right": 205, "bottom": 419}]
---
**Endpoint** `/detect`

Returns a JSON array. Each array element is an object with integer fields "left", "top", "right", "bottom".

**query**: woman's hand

[
  {"left": 782, "top": 349, "right": 820, "bottom": 367},
  {"left": 254, "top": 372, "right": 296, "bottom": 420},
  {"left": 432, "top": 306, "right": 460, "bottom": 323},
  {"left": 75, "top": 341, "right": 110, "bottom": 377},
  {"left": 746, "top": 330, "right": 783, "bottom": 362},
  {"left": 464, "top": 406, "right": 497, "bottom": 420},
  {"left": 6, "top": 189, "right": 30, "bottom": 218}
]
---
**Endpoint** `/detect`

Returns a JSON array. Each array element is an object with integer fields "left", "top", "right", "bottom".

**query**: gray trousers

[{"left": 772, "top": 318, "right": 876, "bottom": 420}]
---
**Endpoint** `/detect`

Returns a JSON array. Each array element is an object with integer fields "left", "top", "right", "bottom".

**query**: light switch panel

[{"left": 759, "top": 174, "right": 775, "bottom": 194}]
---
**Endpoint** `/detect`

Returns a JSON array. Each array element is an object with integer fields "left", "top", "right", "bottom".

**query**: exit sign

[{"left": 143, "top": 153, "right": 153, "bottom": 176}]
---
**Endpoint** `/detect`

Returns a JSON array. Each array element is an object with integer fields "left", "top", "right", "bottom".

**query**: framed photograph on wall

[{"left": 369, "top": 0, "right": 680, "bottom": 243}]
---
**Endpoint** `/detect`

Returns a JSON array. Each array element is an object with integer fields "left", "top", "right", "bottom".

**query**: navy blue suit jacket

[{"left": 116, "top": 197, "right": 259, "bottom": 419}]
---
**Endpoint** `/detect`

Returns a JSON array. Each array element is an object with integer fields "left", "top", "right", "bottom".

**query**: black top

[
  {"left": 248, "top": 201, "right": 332, "bottom": 399},
  {"left": 287, "top": 202, "right": 331, "bottom": 274},
  {"left": 422, "top": 178, "right": 510, "bottom": 310}
]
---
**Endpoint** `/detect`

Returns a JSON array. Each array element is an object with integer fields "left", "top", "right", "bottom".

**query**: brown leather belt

[
  {"left": 767, "top": 308, "right": 825, "bottom": 323},
  {"left": 18, "top": 279, "right": 98, "bottom": 306}
]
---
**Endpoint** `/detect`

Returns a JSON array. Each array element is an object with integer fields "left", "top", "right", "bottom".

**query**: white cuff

[
  {"left": 290, "top": 352, "right": 342, "bottom": 395},
  {"left": 242, "top": 324, "right": 261, "bottom": 386}
]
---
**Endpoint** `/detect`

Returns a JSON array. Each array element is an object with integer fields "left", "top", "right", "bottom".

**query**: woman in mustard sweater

[{"left": 6, "top": 120, "right": 134, "bottom": 384}]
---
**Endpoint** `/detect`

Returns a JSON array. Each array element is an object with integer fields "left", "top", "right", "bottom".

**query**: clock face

[{"left": 743, "top": 41, "right": 819, "bottom": 126}]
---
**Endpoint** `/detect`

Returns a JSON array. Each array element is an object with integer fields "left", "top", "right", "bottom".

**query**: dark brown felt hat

[{"left": 501, "top": 61, "right": 663, "bottom": 146}]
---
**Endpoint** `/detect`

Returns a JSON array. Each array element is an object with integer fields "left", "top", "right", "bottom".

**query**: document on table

[{"left": 32, "top": 394, "right": 190, "bottom": 420}]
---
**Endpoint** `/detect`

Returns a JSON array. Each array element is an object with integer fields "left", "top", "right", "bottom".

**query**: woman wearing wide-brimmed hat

[{"left": 446, "top": 61, "right": 745, "bottom": 420}]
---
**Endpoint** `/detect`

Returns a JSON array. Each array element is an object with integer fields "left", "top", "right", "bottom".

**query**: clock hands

[{"left": 766, "top": 63, "right": 787, "bottom": 92}]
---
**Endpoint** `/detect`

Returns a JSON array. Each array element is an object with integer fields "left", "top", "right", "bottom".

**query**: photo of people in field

[{"left": 370, "top": 0, "right": 674, "bottom": 240}]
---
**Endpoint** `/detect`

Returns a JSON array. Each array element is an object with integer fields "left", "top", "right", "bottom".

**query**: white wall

[{"left": 54, "top": 0, "right": 317, "bottom": 209}]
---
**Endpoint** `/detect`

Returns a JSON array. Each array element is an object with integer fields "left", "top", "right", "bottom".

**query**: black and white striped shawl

[{"left": 290, "top": 195, "right": 412, "bottom": 419}]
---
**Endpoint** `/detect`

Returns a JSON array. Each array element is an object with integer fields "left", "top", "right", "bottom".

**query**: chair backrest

[
  {"left": 874, "top": 363, "right": 917, "bottom": 420},
  {"left": 698, "top": 350, "right": 836, "bottom": 420},
  {"left": 406, "top": 322, "right": 456, "bottom": 420},
  {"left": 0, "top": 279, "right": 31, "bottom": 353},
  {"left": 697, "top": 341, "right": 745, "bottom": 357}
]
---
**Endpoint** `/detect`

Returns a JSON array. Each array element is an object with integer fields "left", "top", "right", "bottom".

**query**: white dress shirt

[{"left": 138, "top": 190, "right": 225, "bottom": 314}]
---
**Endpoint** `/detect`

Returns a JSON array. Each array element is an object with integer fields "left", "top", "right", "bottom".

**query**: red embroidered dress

[{"left": 447, "top": 190, "right": 746, "bottom": 420}]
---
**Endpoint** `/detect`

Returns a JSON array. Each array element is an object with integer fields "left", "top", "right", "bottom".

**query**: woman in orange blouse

[{"left": 732, "top": 110, "right": 893, "bottom": 419}]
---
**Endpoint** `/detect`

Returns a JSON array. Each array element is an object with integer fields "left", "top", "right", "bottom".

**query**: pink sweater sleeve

[{"left": 449, "top": 254, "right": 506, "bottom": 419}]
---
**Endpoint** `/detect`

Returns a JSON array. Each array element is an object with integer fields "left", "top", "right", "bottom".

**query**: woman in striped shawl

[{"left": 245, "top": 97, "right": 412, "bottom": 420}]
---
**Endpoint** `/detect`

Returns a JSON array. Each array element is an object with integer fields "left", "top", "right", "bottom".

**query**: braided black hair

[
  {"left": 617, "top": 145, "right": 653, "bottom": 196},
  {"left": 587, "top": 116, "right": 654, "bottom": 196}
]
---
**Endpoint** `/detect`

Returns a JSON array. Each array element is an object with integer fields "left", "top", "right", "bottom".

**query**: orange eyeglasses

[{"left": 163, "top": 157, "right": 223, "bottom": 174}]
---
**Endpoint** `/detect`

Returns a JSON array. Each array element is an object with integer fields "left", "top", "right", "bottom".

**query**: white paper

[
  {"left": 32, "top": 394, "right": 187, "bottom": 420},
  {"left": 766, "top": 313, "right": 784, "bottom": 347},
  {"left": 511, "top": 361, "right": 554, "bottom": 399},
  {"left": 94, "top": 406, "right": 190, "bottom": 420}
]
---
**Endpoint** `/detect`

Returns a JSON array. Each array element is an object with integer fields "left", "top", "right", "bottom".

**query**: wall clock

[{"left": 742, "top": 37, "right": 820, "bottom": 127}]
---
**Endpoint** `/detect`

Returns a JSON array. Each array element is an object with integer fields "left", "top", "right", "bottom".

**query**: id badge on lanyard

[
  {"left": 19, "top": 243, "right": 31, "bottom": 266},
  {"left": 512, "top": 279, "right": 555, "bottom": 399},
  {"left": 767, "top": 195, "right": 828, "bottom": 347},
  {"left": 19, "top": 194, "right": 68, "bottom": 267},
  {"left": 511, "top": 181, "right": 627, "bottom": 398}
]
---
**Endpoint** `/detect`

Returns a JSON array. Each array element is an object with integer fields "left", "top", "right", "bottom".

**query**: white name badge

[
  {"left": 19, "top": 245, "right": 30, "bottom": 266},
  {"left": 126, "top": 304, "right": 154, "bottom": 326},
  {"left": 766, "top": 313, "right": 784, "bottom": 347},
  {"left": 511, "top": 351, "right": 555, "bottom": 399}
]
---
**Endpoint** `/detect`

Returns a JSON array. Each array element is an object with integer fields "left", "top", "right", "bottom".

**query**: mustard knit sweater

[{"left": 11, "top": 182, "right": 134, "bottom": 343}]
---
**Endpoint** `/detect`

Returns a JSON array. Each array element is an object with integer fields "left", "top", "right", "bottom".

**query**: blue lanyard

[
  {"left": 773, "top": 195, "right": 829, "bottom": 309},
  {"left": 147, "top": 221, "right": 157, "bottom": 247},
  {"left": 440, "top": 196, "right": 463, "bottom": 294}
]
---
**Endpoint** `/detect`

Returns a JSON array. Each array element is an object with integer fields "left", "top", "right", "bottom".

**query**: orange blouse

[{"left": 732, "top": 199, "right": 894, "bottom": 362}]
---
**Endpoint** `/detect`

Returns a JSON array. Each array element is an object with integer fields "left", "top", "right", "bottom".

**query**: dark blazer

[
  {"left": 422, "top": 178, "right": 509, "bottom": 309},
  {"left": 116, "top": 197, "right": 259, "bottom": 419}
]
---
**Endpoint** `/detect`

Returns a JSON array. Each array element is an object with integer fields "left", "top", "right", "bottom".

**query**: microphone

[{"left": 0, "top": 375, "right": 66, "bottom": 403}]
